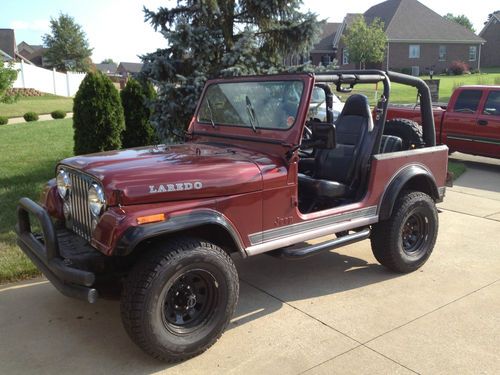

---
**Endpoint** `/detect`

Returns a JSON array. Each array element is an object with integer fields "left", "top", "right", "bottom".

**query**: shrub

[
  {"left": 121, "top": 78, "right": 157, "bottom": 148},
  {"left": 0, "top": 116, "right": 8, "bottom": 125},
  {"left": 73, "top": 71, "right": 125, "bottom": 155},
  {"left": 401, "top": 67, "right": 412, "bottom": 75},
  {"left": 449, "top": 61, "right": 469, "bottom": 75},
  {"left": 51, "top": 110, "right": 67, "bottom": 119},
  {"left": 23, "top": 112, "right": 39, "bottom": 122}
]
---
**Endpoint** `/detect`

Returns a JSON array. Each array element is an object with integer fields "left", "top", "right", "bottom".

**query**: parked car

[
  {"left": 308, "top": 85, "right": 344, "bottom": 121},
  {"left": 16, "top": 70, "right": 448, "bottom": 363},
  {"left": 386, "top": 85, "right": 500, "bottom": 158}
]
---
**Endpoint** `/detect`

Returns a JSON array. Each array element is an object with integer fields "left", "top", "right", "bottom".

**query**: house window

[
  {"left": 342, "top": 48, "right": 349, "bottom": 65},
  {"left": 469, "top": 46, "right": 477, "bottom": 61},
  {"left": 321, "top": 55, "right": 331, "bottom": 66},
  {"left": 439, "top": 45, "right": 446, "bottom": 61},
  {"left": 409, "top": 45, "right": 420, "bottom": 59}
]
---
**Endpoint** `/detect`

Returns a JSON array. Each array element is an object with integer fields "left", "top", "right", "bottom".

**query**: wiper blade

[
  {"left": 245, "top": 95, "right": 258, "bottom": 133},
  {"left": 206, "top": 98, "right": 216, "bottom": 128}
]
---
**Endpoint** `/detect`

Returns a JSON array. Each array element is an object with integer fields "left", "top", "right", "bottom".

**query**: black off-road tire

[
  {"left": 384, "top": 118, "right": 424, "bottom": 150},
  {"left": 120, "top": 237, "right": 239, "bottom": 362},
  {"left": 371, "top": 191, "right": 438, "bottom": 273}
]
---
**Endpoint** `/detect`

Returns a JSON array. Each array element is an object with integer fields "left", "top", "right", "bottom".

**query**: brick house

[
  {"left": 479, "top": 11, "right": 500, "bottom": 68},
  {"left": 309, "top": 0, "right": 486, "bottom": 75},
  {"left": 309, "top": 22, "right": 341, "bottom": 66},
  {"left": 17, "top": 41, "right": 48, "bottom": 67},
  {"left": 117, "top": 62, "right": 143, "bottom": 77}
]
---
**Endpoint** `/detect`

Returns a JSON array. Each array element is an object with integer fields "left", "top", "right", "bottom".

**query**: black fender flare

[
  {"left": 114, "top": 209, "right": 245, "bottom": 256},
  {"left": 379, "top": 165, "right": 439, "bottom": 221}
]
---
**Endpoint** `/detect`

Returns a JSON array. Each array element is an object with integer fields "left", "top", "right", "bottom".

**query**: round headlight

[
  {"left": 88, "top": 184, "right": 105, "bottom": 217},
  {"left": 56, "top": 169, "right": 71, "bottom": 199}
]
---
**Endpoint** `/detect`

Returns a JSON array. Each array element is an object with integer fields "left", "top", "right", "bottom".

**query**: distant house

[
  {"left": 117, "top": 62, "right": 143, "bottom": 77},
  {"left": 479, "top": 11, "right": 500, "bottom": 68},
  {"left": 0, "top": 28, "right": 32, "bottom": 63},
  {"left": 95, "top": 62, "right": 118, "bottom": 76},
  {"left": 309, "top": 22, "right": 342, "bottom": 66},
  {"left": 17, "top": 41, "right": 48, "bottom": 67},
  {"left": 310, "top": 0, "right": 486, "bottom": 75}
]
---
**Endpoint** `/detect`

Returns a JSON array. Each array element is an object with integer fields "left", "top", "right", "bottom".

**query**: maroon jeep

[{"left": 16, "top": 70, "right": 448, "bottom": 362}]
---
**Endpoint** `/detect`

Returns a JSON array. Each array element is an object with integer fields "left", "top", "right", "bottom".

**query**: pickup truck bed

[{"left": 387, "top": 85, "right": 500, "bottom": 159}]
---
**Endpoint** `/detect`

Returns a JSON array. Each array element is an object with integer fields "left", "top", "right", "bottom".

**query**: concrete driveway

[{"left": 1, "top": 152, "right": 499, "bottom": 374}]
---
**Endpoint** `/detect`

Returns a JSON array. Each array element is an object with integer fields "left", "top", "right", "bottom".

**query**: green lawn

[
  {"left": 346, "top": 72, "right": 500, "bottom": 105},
  {"left": 0, "top": 95, "right": 73, "bottom": 118},
  {"left": 0, "top": 119, "right": 74, "bottom": 283}
]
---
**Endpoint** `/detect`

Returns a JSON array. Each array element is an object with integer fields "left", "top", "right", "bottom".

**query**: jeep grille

[{"left": 66, "top": 170, "right": 96, "bottom": 242}]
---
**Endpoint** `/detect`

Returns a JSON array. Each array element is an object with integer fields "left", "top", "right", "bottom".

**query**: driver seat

[{"left": 299, "top": 94, "right": 374, "bottom": 200}]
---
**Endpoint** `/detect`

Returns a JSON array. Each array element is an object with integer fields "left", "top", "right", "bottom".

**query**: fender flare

[
  {"left": 114, "top": 210, "right": 245, "bottom": 256},
  {"left": 379, "top": 165, "right": 439, "bottom": 221}
]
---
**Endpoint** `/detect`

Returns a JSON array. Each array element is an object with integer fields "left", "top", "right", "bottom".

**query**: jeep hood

[{"left": 60, "top": 143, "right": 265, "bottom": 205}]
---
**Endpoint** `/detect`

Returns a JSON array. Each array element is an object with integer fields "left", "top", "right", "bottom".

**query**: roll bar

[{"left": 314, "top": 70, "right": 436, "bottom": 147}]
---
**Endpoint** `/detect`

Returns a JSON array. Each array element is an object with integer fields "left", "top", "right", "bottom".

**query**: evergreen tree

[
  {"left": 73, "top": 72, "right": 125, "bottom": 154},
  {"left": 141, "top": 1, "right": 323, "bottom": 141},
  {"left": 121, "top": 78, "right": 157, "bottom": 148},
  {"left": 43, "top": 13, "right": 93, "bottom": 72},
  {"left": 342, "top": 16, "right": 387, "bottom": 69},
  {"left": 444, "top": 13, "right": 475, "bottom": 33}
]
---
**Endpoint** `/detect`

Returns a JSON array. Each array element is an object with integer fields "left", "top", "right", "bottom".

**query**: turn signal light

[{"left": 137, "top": 213, "right": 166, "bottom": 225}]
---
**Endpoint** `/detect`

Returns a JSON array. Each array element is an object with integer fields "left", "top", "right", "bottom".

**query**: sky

[{"left": 1, "top": 0, "right": 498, "bottom": 64}]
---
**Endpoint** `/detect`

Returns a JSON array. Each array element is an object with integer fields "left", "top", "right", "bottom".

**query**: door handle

[{"left": 478, "top": 120, "right": 488, "bottom": 126}]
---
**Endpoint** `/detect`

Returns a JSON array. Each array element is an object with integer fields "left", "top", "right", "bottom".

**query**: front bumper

[{"left": 15, "top": 197, "right": 98, "bottom": 303}]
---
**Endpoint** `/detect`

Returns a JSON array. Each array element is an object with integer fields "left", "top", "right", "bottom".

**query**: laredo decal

[{"left": 149, "top": 181, "right": 203, "bottom": 194}]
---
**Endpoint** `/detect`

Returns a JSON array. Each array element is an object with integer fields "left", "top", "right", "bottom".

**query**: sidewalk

[
  {"left": 7, "top": 112, "right": 73, "bottom": 124},
  {"left": 1, "top": 153, "right": 499, "bottom": 374}
]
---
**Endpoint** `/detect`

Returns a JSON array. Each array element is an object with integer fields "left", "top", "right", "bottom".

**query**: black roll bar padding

[
  {"left": 314, "top": 70, "right": 436, "bottom": 147},
  {"left": 386, "top": 71, "right": 436, "bottom": 147},
  {"left": 314, "top": 83, "right": 334, "bottom": 123}
]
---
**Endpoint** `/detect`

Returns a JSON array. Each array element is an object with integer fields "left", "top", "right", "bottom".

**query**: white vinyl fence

[{"left": 7, "top": 61, "right": 86, "bottom": 97}]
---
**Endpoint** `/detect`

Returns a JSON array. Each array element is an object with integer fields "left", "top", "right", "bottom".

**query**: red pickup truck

[{"left": 386, "top": 85, "right": 500, "bottom": 158}]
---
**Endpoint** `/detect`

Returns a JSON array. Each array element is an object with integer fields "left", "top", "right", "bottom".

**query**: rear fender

[{"left": 379, "top": 165, "right": 439, "bottom": 221}]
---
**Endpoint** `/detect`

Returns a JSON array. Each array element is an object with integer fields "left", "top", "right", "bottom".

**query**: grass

[
  {"left": 0, "top": 95, "right": 73, "bottom": 118},
  {"left": 0, "top": 119, "right": 74, "bottom": 283},
  {"left": 342, "top": 72, "right": 500, "bottom": 105},
  {"left": 448, "top": 160, "right": 467, "bottom": 180}
]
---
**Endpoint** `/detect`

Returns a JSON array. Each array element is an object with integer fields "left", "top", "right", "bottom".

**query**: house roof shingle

[
  {"left": 95, "top": 63, "right": 118, "bottom": 74},
  {"left": 312, "top": 22, "right": 342, "bottom": 52},
  {"left": 479, "top": 11, "right": 500, "bottom": 36},
  {"left": 365, "top": 0, "right": 485, "bottom": 43},
  {"left": 118, "top": 62, "right": 143, "bottom": 74}
]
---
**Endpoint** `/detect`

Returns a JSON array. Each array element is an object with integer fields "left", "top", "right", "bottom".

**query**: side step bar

[{"left": 271, "top": 228, "right": 371, "bottom": 259}]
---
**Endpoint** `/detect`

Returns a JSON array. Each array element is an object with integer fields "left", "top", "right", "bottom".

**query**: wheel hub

[
  {"left": 402, "top": 212, "right": 427, "bottom": 254},
  {"left": 163, "top": 269, "right": 217, "bottom": 332}
]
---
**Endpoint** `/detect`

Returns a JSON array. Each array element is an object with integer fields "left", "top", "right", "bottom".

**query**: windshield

[{"left": 198, "top": 80, "right": 304, "bottom": 130}]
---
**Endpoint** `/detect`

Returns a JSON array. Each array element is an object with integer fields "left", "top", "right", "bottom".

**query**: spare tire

[{"left": 384, "top": 118, "right": 424, "bottom": 150}]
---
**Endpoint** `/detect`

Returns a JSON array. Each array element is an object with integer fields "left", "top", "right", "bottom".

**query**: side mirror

[{"left": 312, "top": 122, "right": 336, "bottom": 149}]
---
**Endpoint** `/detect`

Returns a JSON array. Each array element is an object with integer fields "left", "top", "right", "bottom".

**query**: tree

[
  {"left": 43, "top": 13, "right": 93, "bottom": 72},
  {"left": 121, "top": 78, "right": 157, "bottom": 148},
  {"left": 73, "top": 72, "right": 125, "bottom": 154},
  {"left": 342, "top": 16, "right": 387, "bottom": 69},
  {"left": 101, "top": 58, "right": 115, "bottom": 64},
  {"left": 141, "top": 1, "right": 323, "bottom": 141},
  {"left": 444, "top": 13, "right": 475, "bottom": 32},
  {"left": 0, "top": 63, "right": 18, "bottom": 103}
]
